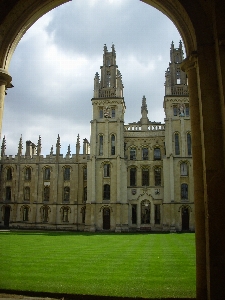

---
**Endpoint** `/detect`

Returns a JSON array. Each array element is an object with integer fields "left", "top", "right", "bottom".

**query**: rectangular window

[
  {"left": 111, "top": 108, "right": 115, "bottom": 118},
  {"left": 104, "top": 164, "right": 110, "bottom": 177},
  {"left": 154, "top": 168, "right": 161, "bottom": 186},
  {"left": 180, "top": 163, "right": 188, "bottom": 176},
  {"left": 173, "top": 105, "right": 178, "bottom": 116},
  {"left": 130, "top": 168, "right": 136, "bottom": 186},
  {"left": 64, "top": 167, "right": 70, "bottom": 181},
  {"left": 6, "top": 186, "right": 11, "bottom": 201},
  {"left": 155, "top": 204, "right": 160, "bottom": 224},
  {"left": 99, "top": 135, "right": 103, "bottom": 155},
  {"left": 103, "top": 184, "right": 110, "bottom": 200},
  {"left": 154, "top": 148, "right": 161, "bottom": 160},
  {"left": 185, "top": 105, "right": 190, "bottom": 117},
  {"left": 130, "top": 149, "right": 136, "bottom": 160},
  {"left": 142, "top": 148, "right": 148, "bottom": 160},
  {"left": 132, "top": 204, "right": 137, "bottom": 224},
  {"left": 24, "top": 187, "right": 30, "bottom": 201},
  {"left": 99, "top": 108, "right": 103, "bottom": 118},
  {"left": 181, "top": 184, "right": 188, "bottom": 199},
  {"left": 142, "top": 169, "right": 149, "bottom": 186}
]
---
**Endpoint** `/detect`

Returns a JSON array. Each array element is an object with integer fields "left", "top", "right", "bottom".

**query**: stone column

[
  {"left": 182, "top": 54, "right": 207, "bottom": 300},
  {"left": 0, "top": 69, "right": 12, "bottom": 136}
]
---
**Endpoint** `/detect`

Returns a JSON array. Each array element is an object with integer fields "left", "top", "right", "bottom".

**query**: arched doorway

[
  {"left": 4, "top": 206, "right": 10, "bottom": 227},
  {"left": 103, "top": 207, "right": 110, "bottom": 230},
  {"left": 182, "top": 206, "right": 189, "bottom": 231}
]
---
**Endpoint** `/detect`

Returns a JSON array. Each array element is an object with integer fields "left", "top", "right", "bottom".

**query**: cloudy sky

[{"left": 2, "top": 0, "right": 182, "bottom": 155}]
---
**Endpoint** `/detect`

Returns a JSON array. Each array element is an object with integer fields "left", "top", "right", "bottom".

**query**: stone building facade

[{"left": 0, "top": 43, "right": 194, "bottom": 232}]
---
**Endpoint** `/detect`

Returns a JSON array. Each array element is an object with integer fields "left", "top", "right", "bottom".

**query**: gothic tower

[
  {"left": 163, "top": 41, "right": 193, "bottom": 232},
  {"left": 86, "top": 45, "right": 128, "bottom": 232}
]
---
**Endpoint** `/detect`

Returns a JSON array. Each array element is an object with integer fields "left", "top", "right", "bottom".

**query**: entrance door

[
  {"left": 4, "top": 206, "right": 10, "bottom": 227},
  {"left": 103, "top": 208, "right": 110, "bottom": 230},
  {"left": 182, "top": 207, "right": 189, "bottom": 230}
]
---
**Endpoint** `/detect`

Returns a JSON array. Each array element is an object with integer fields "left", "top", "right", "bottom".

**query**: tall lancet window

[
  {"left": 187, "top": 133, "right": 192, "bottom": 155},
  {"left": 111, "top": 134, "right": 115, "bottom": 155},
  {"left": 99, "top": 135, "right": 103, "bottom": 155},
  {"left": 175, "top": 133, "right": 180, "bottom": 155}
]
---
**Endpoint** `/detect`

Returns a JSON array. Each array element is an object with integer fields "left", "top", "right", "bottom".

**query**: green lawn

[{"left": 0, "top": 231, "right": 196, "bottom": 299}]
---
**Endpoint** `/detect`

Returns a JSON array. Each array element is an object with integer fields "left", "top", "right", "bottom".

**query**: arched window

[
  {"left": 24, "top": 187, "right": 30, "bottom": 201},
  {"left": 154, "top": 168, "right": 161, "bottom": 186},
  {"left": 142, "top": 168, "right": 149, "bottom": 186},
  {"left": 6, "top": 168, "right": 12, "bottom": 181},
  {"left": 103, "top": 184, "right": 110, "bottom": 200},
  {"left": 43, "top": 186, "right": 50, "bottom": 201},
  {"left": 141, "top": 200, "right": 150, "bottom": 224},
  {"left": 62, "top": 207, "right": 69, "bottom": 222},
  {"left": 63, "top": 187, "right": 70, "bottom": 202},
  {"left": 111, "top": 134, "right": 115, "bottom": 155},
  {"left": 41, "top": 206, "right": 49, "bottom": 222},
  {"left": 104, "top": 164, "right": 110, "bottom": 177},
  {"left": 6, "top": 187, "right": 11, "bottom": 201},
  {"left": 64, "top": 167, "right": 70, "bottom": 181},
  {"left": 187, "top": 133, "right": 192, "bottom": 155},
  {"left": 180, "top": 162, "right": 188, "bottom": 176},
  {"left": 130, "top": 168, "right": 136, "bottom": 186},
  {"left": 44, "top": 167, "right": 50, "bottom": 180},
  {"left": 175, "top": 133, "right": 180, "bottom": 155},
  {"left": 154, "top": 148, "right": 161, "bottom": 160},
  {"left": 24, "top": 167, "right": 31, "bottom": 180},
  {"left": 22, "top": 206, "right": 29, "bottom": 221},
  {"left": 181, "top": 183, "right": 188, "bottom": 200}
]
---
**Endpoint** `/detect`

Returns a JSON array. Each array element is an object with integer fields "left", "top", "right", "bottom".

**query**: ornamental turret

[
  {"left": 93, "top": 44, "right": 123, "bottom": 99},
  {"left": 165, "top": 41, "right": 188, "bottom": 96}
]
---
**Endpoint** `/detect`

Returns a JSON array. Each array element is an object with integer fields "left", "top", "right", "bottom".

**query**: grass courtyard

[{"left": 0, "top": 231, "right": 196, "bottom": 299}]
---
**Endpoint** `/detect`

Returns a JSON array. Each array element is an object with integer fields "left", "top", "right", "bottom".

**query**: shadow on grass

[{"left": 0, "top": 289, "right": 196, "bottom": 300}]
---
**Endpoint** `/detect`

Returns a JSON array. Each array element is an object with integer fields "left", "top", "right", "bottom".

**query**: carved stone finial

[
  {"left": 56, "top": 134, "right": 61, "bottom": 156},
  {"left": 18, "top": 135, "right": 23, "bottom": 156},
  {"left": 37, "top": 135, "right": 42, "bottom": 156},
  {"left": 1, "top": 135, "right": 6, "bottom": 157},
  {"left": 67, "top": 144, "right": 71, "bottom": 156},
  {"left": 50, "top": 145, "right": 53, "bottom": 155},
  {"left": 76, "top": 134, "right": 80, "bottom": 155}
]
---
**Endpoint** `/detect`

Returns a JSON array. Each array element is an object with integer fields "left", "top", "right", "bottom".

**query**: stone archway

[{"left": 0, "top": 1, "right": 225, "bottom": 299}]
